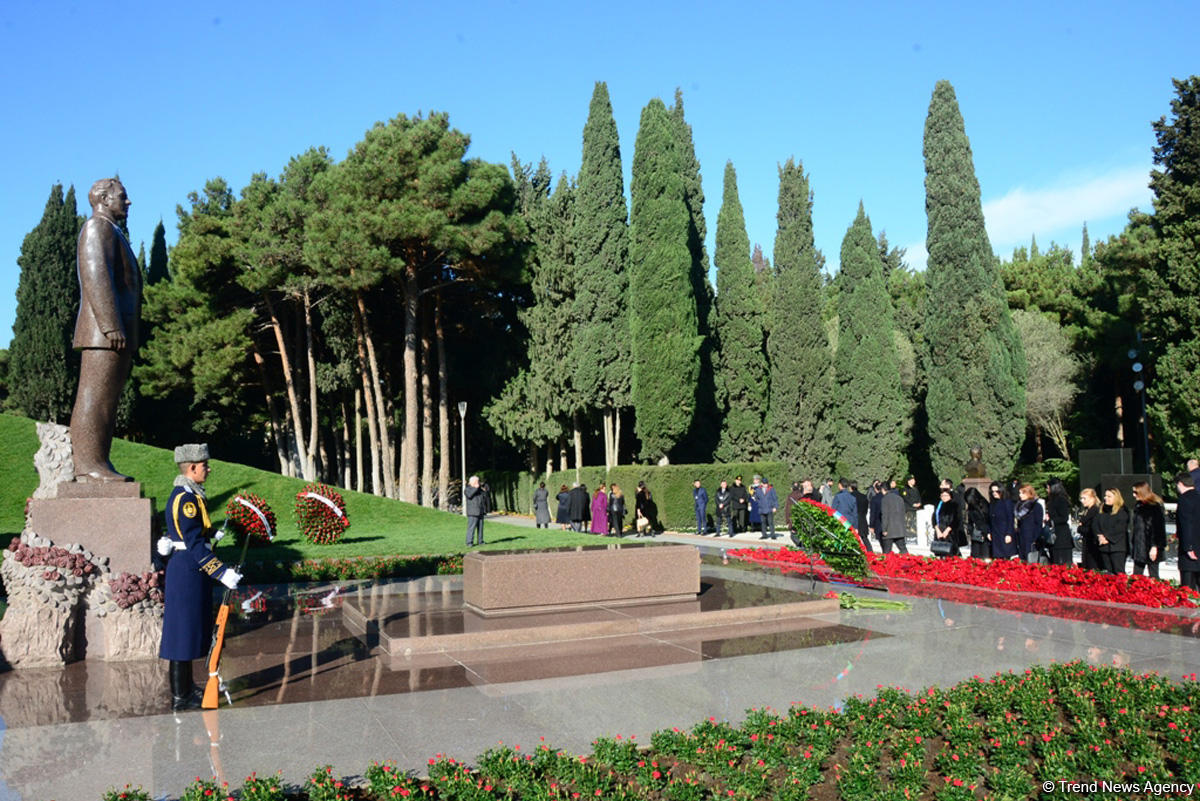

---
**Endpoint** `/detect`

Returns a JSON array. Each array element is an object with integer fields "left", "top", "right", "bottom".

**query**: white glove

[
  {"left": 156, "top": 536, "right": 173, "bottom": 557},
  {"left": 212, "top": 528, "right": 226, "bottom": 543},
  {"left": 219, "top": 569, "right": 242, "bottom": 589}
]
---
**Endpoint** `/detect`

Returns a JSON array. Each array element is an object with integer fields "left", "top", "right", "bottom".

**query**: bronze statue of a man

[
  {"left": 68, "top": 178, "right": 141, "bottom": 482},
  {"left": 963, "top": 445, "right": 987, "bottom": 479}
]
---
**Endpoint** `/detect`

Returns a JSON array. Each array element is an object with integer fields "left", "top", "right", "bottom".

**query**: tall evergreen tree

[
  {"left": 767, "top": 159, "right": 834, "bottom": 477},
  {"left": 571, "top": 82, "right": 630, "bottom": 467},
  {"left": 9, "top": 184, "right": 82, "bottom": 422},
  {"left": 147, "top": 219, "right": 170, "bottom": 284},
  {"left": 923, "top": 80, "right": 1027, "bottom": 480},
  {"left": 1140, "top": 76, "right": 1200, "bottom": 466},
  {"left": 669, "top": 89, "right": 719, "bottom": 460},
  {"left": 629, "top": 97, "right": 701, "bottom": 463},
  {"left": 830, "top": 204, "right": 907, "bottom": 479},
  {"left": 713, "top": 161, "right": 768, "bottom": 460}
]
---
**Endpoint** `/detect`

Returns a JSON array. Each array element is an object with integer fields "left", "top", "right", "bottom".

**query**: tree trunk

[
  {"left": 573, "top": 412, "right": 583, "bottom": 483},
  {"left": 303, "top": 287, "right": 319, "bottom": 479},
  {"left": 435, "top": 295, "right": 450, "bottom": 509},
  {"left": 399, "top": 267, "right": 421, "bottom": 503},
  {"left": 1035, "top": 425, "right": 1044, "bottom": 463},
  {"left": 559, "top": 437, "right": 568, "bottom": 472},
  {"left": 265, "top": 294, "right": 312, "bottom": 480},
  {"left": 420, "top": 304, "right": 435, "bottom": 508},
  {"left": 353, "top": 302, "right": 382, "bottom": 495},
  {"left": 614, "top": 409, "right": 621, "bottom": 467},
  {"left": 545, "top": 450, "right": 553, "bottom": 479},
  {"left": 252, "top": 346, "right": 291, "bottom": 476},
  {"left": 354, "top": 387, "right": 365, "bottom": 494},
  {"left": 357, "top": 293, "right": 395, "bottom": 498},
  {"left": 602, "top": 411, "right": 613, "bottom": 470}
]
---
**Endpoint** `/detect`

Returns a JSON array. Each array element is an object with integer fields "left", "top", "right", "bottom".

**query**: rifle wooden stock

[{"left": 202, "top": 593, "right": 232, "bottom": 709}]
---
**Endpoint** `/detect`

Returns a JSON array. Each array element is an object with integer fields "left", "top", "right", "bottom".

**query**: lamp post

[{"left": 458, "top": 401, "right": 468, "bottom": 516}]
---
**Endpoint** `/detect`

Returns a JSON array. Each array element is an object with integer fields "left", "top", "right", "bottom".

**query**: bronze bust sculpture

[
  {"left": 963, "top": 445, "right": 987, "bottom": 479},
  {"left": 68, "top": 178, "right": 141, "bottom": 482}
]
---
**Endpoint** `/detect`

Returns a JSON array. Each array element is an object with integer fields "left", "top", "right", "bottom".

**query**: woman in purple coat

[{"left": 590, "top": 483, "right": 610, "bottom": 534}]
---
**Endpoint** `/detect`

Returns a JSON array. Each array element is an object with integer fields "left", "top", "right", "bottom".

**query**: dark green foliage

[
  {"left": 767, "top": 159, "right": 834, "bottom": 476},
  {"left": 714, "top": 161, "right": 768, "bottom": 460},
  {"left": 831, "top": 205, "right": 907, "bottom": 480},
  {"left": 571, "top": 82, "right": 630, "bottom": 423},
  {"left": 147, "top": 220, "right": 169, "bottom": 284},
  {"left": 923, "top": 80, "right": 1027, "bottom": 480},
  {"left": 9, "top": 184, "right": 82, "bottom": 422},
  {"left": 629, "top": 98, "right": 702, "bottom": 463},
  {"left": 1140, "top": 76, "right": 1200, "bottom": 466},
  {"left": 670, "top": 90, "right": 720, "bottom": 461}
]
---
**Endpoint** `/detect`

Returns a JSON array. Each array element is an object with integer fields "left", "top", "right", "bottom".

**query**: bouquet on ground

[
  {"left": 223, "top": 493, "right": 276, "bottom": 547},
  {"left": 295, "top": 483, "right": 350, "bottom": 545}
]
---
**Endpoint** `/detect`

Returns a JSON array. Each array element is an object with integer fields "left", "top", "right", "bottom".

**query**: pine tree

[
  {"left": 9, "top": 184, "right": 82, "bottom": 422},
  {"left": 629, "top": 97, "right": 701, "bottom": 463},
  {"left": 1080, "top": 222, "right": 1091, "bottom": 266},
  {"left": 1141, "top": 76, "right": 1200, "bottom": 466},
  {"left": 147, "top": 219, "right": 169, "bottom": 284},
  {"left": 571, "top": 82, "right": 630, "bottom": 467},
  {"left": 923, "top": 80, "right": 1027, "bottom": 480},
  {"left": 830, "top": 204, "right": 907, "bottom": 479},
  {"left": 669, "top": 89, "right": 719, "bottom": 460},
  {"left": 714, "top": 161, "right": 768, "bottom": 460},
  {"left": 767, "top": 159, "right": 834, "bottom": 477}
]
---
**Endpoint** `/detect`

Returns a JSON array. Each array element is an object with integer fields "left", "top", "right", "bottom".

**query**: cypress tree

[
  {"left": 571, "top": 82, "right": 630, "bottom": 466},
  {"left": 147, "top": 219, "right": 170, "bottom": 284},
  {"left": 830, "top": 204, "right": 907, "bottom": 479},
  {"left": 669, "top": 89, "right": 719, "bottom": 460},
  {"left": 1080, "top": 222, "right": 1091, "bottom": 266},
  {"left": 923, "top": 80, "right": 1027, "bottom": 480},
  {"left": 767, "top": 159, "right": 834, "bottom": 477},
  {"left": 9, "top": 184, "right": 82, "bottom": 422},
  {"left": 714, "top": 161, "right": 768, "bottom": 460},
  {"left": 629, "top": 98, "right": 701, "bottom": 463}
]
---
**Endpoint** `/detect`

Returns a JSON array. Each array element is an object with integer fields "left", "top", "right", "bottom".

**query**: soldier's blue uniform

[{"left": 158, "top": 483, "right": 231, "bottom": 661}]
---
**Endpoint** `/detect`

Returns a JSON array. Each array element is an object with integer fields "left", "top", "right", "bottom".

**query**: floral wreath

[
  {"left": 295, "top": 483, "right": 350, "bottom": 545},
  {"left": 788, "top": 498, "right": 871, "bottom": 580},
  {"left": 223, "top": 493, "right": 277, "bottom": 546}
]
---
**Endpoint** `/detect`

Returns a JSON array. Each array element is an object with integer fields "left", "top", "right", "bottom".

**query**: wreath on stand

[
  {"left": 788, "top": 499, "right": 871, "bottom": 581},
  {"left": 295, "top": 483, "right": 350, "bottom": 545},
  {"left": 223, "top": 493, "right": 277, "bottom": 547}
]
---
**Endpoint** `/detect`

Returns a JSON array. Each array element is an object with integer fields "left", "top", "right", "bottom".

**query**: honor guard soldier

[{"left": 158, "top": 443, "right": 242, "bottom": 710}]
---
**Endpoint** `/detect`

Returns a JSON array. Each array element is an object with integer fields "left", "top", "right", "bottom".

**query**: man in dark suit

[
  {"left": 692, "top": 479, "right": 709, "bottom": 534},
  {"left": 757, "top": 479, "right": 779, "bottom": 540},
  {"left": 465, "top": 475, "right": 487, "bottom": 546},
  {"left": 69, "top": 178, "right": 142, "bottom": 482},
  {"left": 1176, "top": 471, "right": 1199, "bottom": 591},
  {"left": 729, "top": 476, "right": 749, "bottom": 534}
]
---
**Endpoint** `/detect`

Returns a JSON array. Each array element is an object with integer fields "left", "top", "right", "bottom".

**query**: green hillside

[{"left": 0, "top": 413, "right": 598, "bottom": 562}]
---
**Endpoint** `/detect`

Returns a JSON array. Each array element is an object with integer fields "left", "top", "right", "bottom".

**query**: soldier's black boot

[{"left": 170, "top": 660, "right": 201, "bottom": 711}]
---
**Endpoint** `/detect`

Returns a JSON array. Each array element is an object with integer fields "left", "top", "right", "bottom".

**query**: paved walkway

[{"left": 1, "top": 544, "right": 1197, "bottom": 801}]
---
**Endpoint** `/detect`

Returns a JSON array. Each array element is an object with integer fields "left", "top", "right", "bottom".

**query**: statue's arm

[{"left": 78, "top": 221, "right": 126, "bottom": 348}]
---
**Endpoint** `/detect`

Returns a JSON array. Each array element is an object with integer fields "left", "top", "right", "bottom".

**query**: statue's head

[
  {"left": 969, "top": 445, "right": 983, "bottom": 461},
  {"left": 89, "top": 178, "right": 130, "bottom": 222}
]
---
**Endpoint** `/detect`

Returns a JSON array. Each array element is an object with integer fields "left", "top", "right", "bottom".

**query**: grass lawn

[{"left": 0, "top": 413, "right": 602, "bottom": 566}]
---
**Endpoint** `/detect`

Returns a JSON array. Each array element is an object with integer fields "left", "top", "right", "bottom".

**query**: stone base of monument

[
  {"left": 0, "top": 423, "right": 162, "bottom": 668},
  {"left": 342, "top": 545, "right": 839, "bottom": 663}
]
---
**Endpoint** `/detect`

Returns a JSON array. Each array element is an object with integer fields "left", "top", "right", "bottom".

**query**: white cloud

[
  {"left": 982, "top": 165, "right": 1152, "bottom": 253},
  {"left": 905, "top": 241, "right": 928, "bottom": 272}
]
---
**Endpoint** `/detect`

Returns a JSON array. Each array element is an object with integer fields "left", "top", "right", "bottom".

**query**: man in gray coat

[
  {"left": 465, "top": 475, "right": 487, "bottom": 546},
  {"left": 879, "top": 482, "right": 909, "bottom": 554}
]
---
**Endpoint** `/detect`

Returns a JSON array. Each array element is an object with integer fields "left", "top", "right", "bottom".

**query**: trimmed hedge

[{"left": 484, "top": 461, "right": 792, "bottom": 532}]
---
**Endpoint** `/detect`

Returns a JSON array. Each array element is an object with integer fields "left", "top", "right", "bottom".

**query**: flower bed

[
  {"left": 732, "top": 548, "right": 1200, "bottom": 608},
  {"left": 102, "top": 662, "right": 1200, "bottom": 800}
]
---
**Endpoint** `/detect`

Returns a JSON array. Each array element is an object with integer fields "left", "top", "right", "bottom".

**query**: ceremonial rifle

[{"left": 202, "top": 497, "right": 273, "bottom": 709}]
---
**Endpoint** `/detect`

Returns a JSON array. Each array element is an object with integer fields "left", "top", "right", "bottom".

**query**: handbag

[
  {"left": 930, "top": 537, "right": 954, "bottom": 556},
  {"left": 1040, "top": 520, "right": 1056, "bottom": 548}
]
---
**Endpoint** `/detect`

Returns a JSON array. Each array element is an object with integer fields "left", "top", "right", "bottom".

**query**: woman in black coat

[
  {"left": 555, "top": 484, "right": 571, "bottom": 530},
  {"left": 1077, "top": 488, "right": 1102, "bottom": 571},
  {"left": 988, "top": 482, "right": 1017, "bottom": 559},
  {"left": 1130, "top": 481, "right": 1167, "bottom": 579},
  {"left": 932, "top": 487, "right": 964, "bottom": 557},
  {"left": 1095, "top": 487, "right": 1129, "bottom": 575},
  {"left": 608, "top": 484, "right": 626, "bottom": 536},
  {"left": 964, "top": 487, "right": 991, "bottom": 560},
  {"left": 1045, "top": 478, "right": 1074, "bottom": 566},
  {"left": 1014, "top": 484, "right": 1043, "bottom": 563}
]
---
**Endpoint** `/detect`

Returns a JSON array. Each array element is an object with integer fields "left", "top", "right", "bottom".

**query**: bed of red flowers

[{"left": 730, "top": 547, "right": 1200, "bottom": 633}]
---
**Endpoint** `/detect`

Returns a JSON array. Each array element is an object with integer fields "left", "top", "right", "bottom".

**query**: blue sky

[{"left": 2, "top": 0, "right": 1195, "bottom": 348}]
